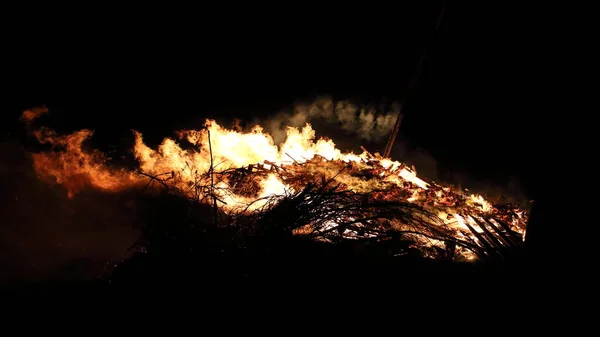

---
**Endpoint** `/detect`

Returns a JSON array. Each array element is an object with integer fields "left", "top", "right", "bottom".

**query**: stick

[
  {"left": 383, "top": 4, "right": 447, "bottom": 158},
  {"left": 207, "top": 129, "right": 218, "bottom": 225},
  {"left": 285, "top": 152, "right": 299, "bottom": 164}
]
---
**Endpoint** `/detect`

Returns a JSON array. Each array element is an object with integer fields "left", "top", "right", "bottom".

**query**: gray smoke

[
  {"left": 245, "top": 96, "right": 442, "bottom": 182},
  {"left": 250, "top": 96, "right": 400, "bottom": 144}
]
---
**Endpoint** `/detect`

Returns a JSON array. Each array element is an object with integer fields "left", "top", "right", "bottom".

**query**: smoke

[
  {"left": 249, "top": 96, "right": 400, "bottom": 144},
  {"left": 244, "top": 96, "right": 442, "bottom": 182}
]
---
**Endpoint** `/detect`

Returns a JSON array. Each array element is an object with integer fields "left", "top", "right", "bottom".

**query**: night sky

[{"left": 2, "top": 3, "right": 555, "bottom": 282}]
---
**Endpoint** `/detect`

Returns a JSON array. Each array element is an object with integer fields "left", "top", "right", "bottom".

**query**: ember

[{"left": 22, "top": 109, "right": 528, "bottom": 262}]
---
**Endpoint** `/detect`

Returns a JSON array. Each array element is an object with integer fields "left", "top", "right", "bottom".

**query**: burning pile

[{"left": 22, "top": 108, "right": 528, "bottom": 262}]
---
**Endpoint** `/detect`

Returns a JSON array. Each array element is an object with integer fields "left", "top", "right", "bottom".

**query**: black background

[{"left": 1, "top": 3, "right": 564, "bottom": 282}]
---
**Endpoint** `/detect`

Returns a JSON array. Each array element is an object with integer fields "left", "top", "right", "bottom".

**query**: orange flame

[
  {"left": 21, "top": 106, "right": 49, "bottom": 123},
  {"left": 30, "top": 126, "right": 139, "bottom": 198}
]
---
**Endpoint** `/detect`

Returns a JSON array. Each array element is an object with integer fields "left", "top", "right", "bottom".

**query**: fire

[
  {"left": 30, "top": 127, "right": 139, "bottom": 198},
  {"left": 21, "top": 108, "right": 529, "bottom": 261}
]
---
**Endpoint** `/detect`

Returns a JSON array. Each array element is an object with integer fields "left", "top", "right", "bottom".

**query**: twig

[{"left": 138, "top": 171, "right": 173, "bottom": 190}]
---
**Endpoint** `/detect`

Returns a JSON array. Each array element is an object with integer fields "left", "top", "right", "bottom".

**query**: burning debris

[{"left": 21, "top": 108, "right": 528, "bottom": 262}]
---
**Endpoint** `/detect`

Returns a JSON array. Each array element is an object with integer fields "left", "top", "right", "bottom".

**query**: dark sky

[
  {"left": 7, "top": 3, "right": 539, "bottom": 191},
  {"left": 2, "top": 3, "right": 558, "bottom": 282}
]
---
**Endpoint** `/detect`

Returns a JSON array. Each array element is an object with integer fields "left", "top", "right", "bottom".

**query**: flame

[
  {"left": 22, "top": 109, "right": 528, "bottom": 261},
  {"left": 29, "top": 127, "right": 139, "bottom": 198},
  {"left": 21, "top": 106, "right": 49, "bottom": 123}
]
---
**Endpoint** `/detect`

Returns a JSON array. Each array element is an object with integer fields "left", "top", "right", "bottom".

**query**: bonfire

[{"left": 21, "top": 107, "right": 528, "bottom": 263}]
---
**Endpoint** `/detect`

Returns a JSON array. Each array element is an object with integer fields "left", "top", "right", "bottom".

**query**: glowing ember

[{"left": 21, "top": 108, "right": 528, "bottom": 261}]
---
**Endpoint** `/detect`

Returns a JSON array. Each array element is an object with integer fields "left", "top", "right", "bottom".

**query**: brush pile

[{"left": 140, "top": 150, "right": 527, "bottom": 262}]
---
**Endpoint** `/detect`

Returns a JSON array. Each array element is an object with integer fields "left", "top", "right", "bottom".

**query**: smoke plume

[{"left": 249, "top": 96, "right": 400, "bottom": 145}]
